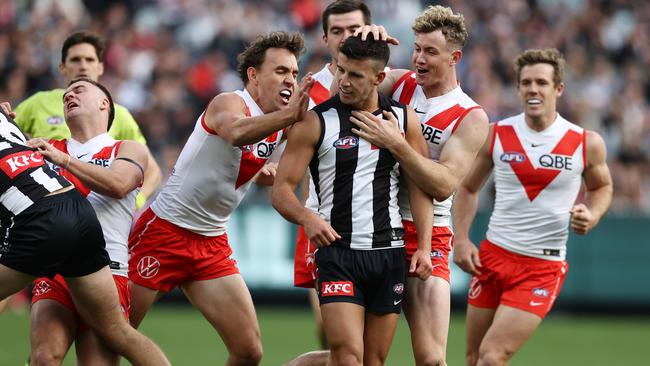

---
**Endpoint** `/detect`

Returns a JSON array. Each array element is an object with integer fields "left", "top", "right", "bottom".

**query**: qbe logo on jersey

[
  {"left": 137, "top": 256, "right": 160, "bottom": 279},
  {"left": 321, "top": 281, "right": 354, "bottom": 297}
]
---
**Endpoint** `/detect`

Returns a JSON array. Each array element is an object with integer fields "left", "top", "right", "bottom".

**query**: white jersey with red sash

[
  {"left": 488, "top": 113, "right": 586, "bottom": 260},
  {"left": 391, "top": 71, "right": 481, "bottom": 226},
  {"left": 49, "top": 133, "right": 137, "bottom": 277},
  {"left": 151, "top": 89, "right": 284, "bottom": 236}
]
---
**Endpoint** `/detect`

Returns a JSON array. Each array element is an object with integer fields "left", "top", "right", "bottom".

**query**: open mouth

[
  {"left": 65, "top": 101, "right": 79, "bottom": 111},
  {"left": 415, "top": 67, "right": 428, "bottom": 76},
  {"left": 279, "top": 89, "right": 292, "bottom": 104}
]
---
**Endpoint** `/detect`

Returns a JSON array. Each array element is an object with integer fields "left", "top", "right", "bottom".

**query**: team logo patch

[
  {"left": 533, "top": 288, "right": 549, "bottom": 298},
  {"left": 137, "top": 256, "right": 160, "bottom": 279},
  {"left": 430, "top": 250, "right": 444, "bottom": 258},
  {"left": 321, "top": 281, "right": 354, "bottom": 297},
  {"left": 239, "top": 145, "right": 253, "bottom": 153},
  {"left": 47, "top": 116, "right": 64, "bottom": 125},
  {"left": 500, "top": 151, "right": 526, "bottom": 163},
  {"left": 0, "top": 151, "right": 45, "bottom": 178},
  {"left": 393, "top": 283, "right": 404, "bottom": 295},
  {"left": 333, "top": 136, "right": 358, "bottom": 150},
  {"left": 468, "top": 277, "right": 482, "bottom": 299}
]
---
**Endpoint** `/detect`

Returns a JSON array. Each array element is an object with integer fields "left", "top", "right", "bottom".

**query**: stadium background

[{"left": 0, "top": 0, "right": 648, "bottom": 364}]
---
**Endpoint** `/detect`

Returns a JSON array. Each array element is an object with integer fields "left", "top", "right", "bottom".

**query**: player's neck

[
  {"left": 68, "top": 119, "right": 104, "bottom": 143},
  {"left": 421, "top": 73, "right": 457, "bottom": 99},
  {"left": 525, "top": 111, "right": 558, "bottom": 132},
  {"left": 352, "top": 91, "right": 379, "bottom": 112}
]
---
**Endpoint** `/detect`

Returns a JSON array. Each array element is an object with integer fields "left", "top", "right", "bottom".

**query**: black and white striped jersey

[
  {"left": 309, "top": 94, "right": 407, "bottom": 250},
  {"left": 0, "top": 110, "right": 70, "bottom": 220}
]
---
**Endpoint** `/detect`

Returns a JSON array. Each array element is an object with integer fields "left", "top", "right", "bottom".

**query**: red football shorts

[
  {"left": 467, "top": 239, "right": 569, "bottom": 318},
  {"left": 403, "top": 220, "right": 453, "bottom": 282},
  {"left": 32, "top": 274, "right": 129, "bottom": 331},
  {"left": 128, "top": 208, "right": 239, "bottom": 292},
  {"left": 293, "top": 225, "right": 317, "bottom": 288}
]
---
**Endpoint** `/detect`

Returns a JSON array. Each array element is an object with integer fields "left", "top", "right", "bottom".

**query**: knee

[
  {"left": 229, "top": 340, "right": 263, "bottom": 366},
  {"left": 418, "top": 356, "right": 446, "bottom": 366},
  {"left": 477, "top": 349, "right": 513, "bottom": 366},
  {"left": 31, "top": 346, "right": 66, "bottom": 366},
  {"left": 330, "top": 346, "right": 362, "bottom": 366},
  {"left": 465, "top": 348, "right": 479, "bottom": 366}
]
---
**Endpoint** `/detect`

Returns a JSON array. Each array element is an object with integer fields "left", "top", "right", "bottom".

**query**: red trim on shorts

[
  {"left": 451, "top": 106, "right": 482, "bottom": 134},
  {"left": 141, "top": 208, "right": 214, "bottom": 241}
]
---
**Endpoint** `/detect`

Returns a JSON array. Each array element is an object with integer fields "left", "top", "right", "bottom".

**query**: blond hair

[
  {"left": 514, "top": 48, "right": 565, "bottom": 86},
  {"left": 412, "top": 5, "right": 468, "bottom": 50}
]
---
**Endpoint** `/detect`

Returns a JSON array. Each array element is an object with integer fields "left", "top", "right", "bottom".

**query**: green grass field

[{"left": 1, "top": 305, "right": 649, "bottom": 365}]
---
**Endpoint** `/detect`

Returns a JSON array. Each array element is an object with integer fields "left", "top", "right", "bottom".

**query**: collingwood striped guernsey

[
  {"left": 309, "top": 93, "right": 407, "bottom": 250},
  {"left": 0, "top": 110, "right": 70, "bottom": 220}
]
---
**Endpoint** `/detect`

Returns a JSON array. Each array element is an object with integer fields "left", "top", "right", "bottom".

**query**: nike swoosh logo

[
  {"left": 529, "top": 301, "right": 544, "bottom": 306},
  {"left": 531, "top": 143, "right": 544, "bottom": 148},
  {"left": 414, "top": 108, "right": 426, "bottom": 115},
  {"left": 393, "top": 299, "right": 402, "bottom": 306},
  {"left": 77, "top": 153, "right": 89, "bottom": 159}
]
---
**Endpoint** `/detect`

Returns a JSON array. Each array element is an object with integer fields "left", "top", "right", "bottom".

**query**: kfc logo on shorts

[
  {"left": 533, "top": 288, "right": 549, "bottom": 298},
  {"left": 393, "top": 283, "right": 404, "bottom": 295},
  {"left": 137, "top": 256, "right": 160, "bottom": 279},
  {"left": 321, "top": 281, "right": 354, "bottom": 297},
  {"left": 33, "top": 280, "right": 52, "bottom": 296},
  {"left": 468, "top": 277, "right": 482, "bottom": 299}
]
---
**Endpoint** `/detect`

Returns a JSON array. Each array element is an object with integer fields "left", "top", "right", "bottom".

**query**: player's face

[
  {"left": 336, "top": 54, "right": 384, "bottom": 109},
  {"left": 63, "top": 81, "right": 107, "bottom": 123},
  {"left": 252, "top": 48, "right": 299, "bottom": 113},
  {"left": 517, "top": 63, "right": 564, "bottom": 121},
  {"left": 59, "top": 43, "right": 104, "bottom": 83},
  {"left": 411, "top": 31, "right": 457, "bottom": 87},
  {"left": 324, "top": 10, "right": 366, "bottom": 62}
]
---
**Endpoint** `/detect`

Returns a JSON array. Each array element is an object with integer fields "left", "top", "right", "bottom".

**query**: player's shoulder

[{"left": 209, "top": 91, "right": 246, "bottom": 111}]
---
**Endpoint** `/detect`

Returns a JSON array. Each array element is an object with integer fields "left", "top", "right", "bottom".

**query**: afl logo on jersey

[
  {"left": 500, "top": 152, "right": 526, "bottom": 163},
  {"left": 47, "top": 116, "right": 64, "bottom": 125},
  {"left": 333, "top": 136, "right": 358, "bottom": 150}
]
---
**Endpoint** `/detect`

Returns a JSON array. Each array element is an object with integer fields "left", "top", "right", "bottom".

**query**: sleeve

[{"left": 109, "top": 104, "right": 147, "bottom": 145}]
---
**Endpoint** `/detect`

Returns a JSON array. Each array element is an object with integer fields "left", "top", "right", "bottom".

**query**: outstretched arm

[
  {"left": 351, "top": 106, "right": 489, "bottom": 201},
  {"left": 271, "top": 111, "right": 340, "bottom": 247},
  {"left": 570, "top": 131, "right": 612, "bottom": 235},
  {"left": 206, "top": 74, "right": 314, "bottom": 146}
]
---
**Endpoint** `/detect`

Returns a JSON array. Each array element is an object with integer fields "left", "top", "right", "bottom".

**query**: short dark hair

[
  {"left": 514, "top": 48, "right": 565, "bottom": 86},
  {"left": 61, "top": 31, "right": 105, "bottom": 64},
  {"left": 339, "top": 33, "right": 389, "bottom": 70},
  {"left": 67, "top": 77, "right": 115, "bottom": 131},
  {"left": 321, "top": 0, "right": 371, "bottom": 35},
  {"left": 236, "top": 31, "right": 305, "bottom": 85}
]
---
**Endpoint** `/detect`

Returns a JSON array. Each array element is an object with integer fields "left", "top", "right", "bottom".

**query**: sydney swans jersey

[
  {"left": 0, "top": 111, "right": 70, "bottom": 220},
  {"left": 50, "top": 134, "right": 138, "bottom": 276},
  {"left": 391, "top": 71, "right": 481, "bottom": 226},
  {"left": 152, "top": 89, "right": 283, "bottom": 236},
  {"left": 488, "top": 114, "right": 585, "bottom": 260},
  {"left": 304, "top": 65, "right": 335, "bottom": 211},
  {"left": 310, "top": 94, "right": 406, "bottom": 250},
  {"left": 14, "top": 89, "right": 147, "bottom": 143}
]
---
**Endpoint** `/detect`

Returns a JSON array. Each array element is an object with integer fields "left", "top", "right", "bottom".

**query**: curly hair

[
  {"left": 412, "top": 5, "right": 468, "bottom": 51},
  {"left": 237, "top": 31, "right": 305, "bottom": 84}
]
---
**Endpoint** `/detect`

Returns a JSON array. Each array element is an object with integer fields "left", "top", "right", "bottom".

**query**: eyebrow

[{"left": 63, "top": 85, "right": 87, "bottom": 99}]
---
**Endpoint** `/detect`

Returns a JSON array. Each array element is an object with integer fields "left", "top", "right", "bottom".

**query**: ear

[
  {"left": 556, "top": 82, "right": 565, "bottom": 97},
  {"left": 99, "top": 95, "right": 109, "bottom": 112},
  {"left": 97, "top": 62, "right": 105, "bottom": 78},
  {"left": 450, "top": 49, "right": 462, "bottom": 66},
  {"left": 247, "top": 67, "right": 257, "bottom": 85},
  {"left": 375, "top": 69, "right": 386, "bottom": 86},
  {"left": 58, "top": 63, "right": 65, "bottom": 74},
  {"left": 322, "top": 33, "right": 328, "bottom": 46}
]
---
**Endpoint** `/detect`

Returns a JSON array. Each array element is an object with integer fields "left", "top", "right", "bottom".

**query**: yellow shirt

[{"left": 14, "top": 89, "right": 147, "bottom": 144}]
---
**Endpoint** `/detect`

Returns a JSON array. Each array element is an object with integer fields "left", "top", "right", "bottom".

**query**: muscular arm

[
  {"left": 140, "top": 148, "right": 162, "bottom": 198},
  {"left": 351, "top": 106, "right": 489, "bottom": 201},
  {"left": 30, "top": 139, "right": 147, "bottom": 199},
  {"left": 403, "top": 112, "right": 434, "bottom": 280},
  {"left": 570, "top": 131, "right": 613, "bottom": 234},
  {"left": 451, "top": 124, "right": 495, "bottom": 275},
  {"left": 207, "top": 76, "right": 313, "bottom": 147},
  {"left": 271, "top": 111, "right": 340, "bottom": 247}
]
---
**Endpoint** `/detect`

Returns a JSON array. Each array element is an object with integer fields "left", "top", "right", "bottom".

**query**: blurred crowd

[{"left": 0, "top": 0, "right": 648, "bottom": 212}]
